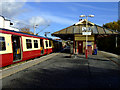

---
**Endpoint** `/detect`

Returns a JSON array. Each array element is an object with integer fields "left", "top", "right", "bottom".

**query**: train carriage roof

[{"left": 0, "top": 28, "right": 51, "bottom": 39}]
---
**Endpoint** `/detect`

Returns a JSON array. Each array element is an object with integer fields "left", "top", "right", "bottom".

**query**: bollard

[{"left": 85, "top": 49, "right": 88, "bottom": 59}]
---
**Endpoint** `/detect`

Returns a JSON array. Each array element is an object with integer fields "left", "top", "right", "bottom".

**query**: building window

[
  {"left": 0, "top": 36, "right": 6, "bottom": 51},
  {"left": 26, "top": 39, "right": 32, "bottom": 49},
  {"left": 40, "top": 39, "right": 43, "bottom": 47},
  {"left": 49, "top": 41, "right": 51, "bottom": 47},
  {"left": 45, "top": 41, "right": 48, "bottom": 47},
  {"left": 34, "top": 40, "right": 38, "bottom": 48}
]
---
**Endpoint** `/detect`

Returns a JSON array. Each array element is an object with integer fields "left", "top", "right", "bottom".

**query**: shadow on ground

[
  {"left": 61, "top": 48, "right": 70, "bottom": 54},
  {"left": 2, "top": 48, "right": 120, "bottom": 89},
  {"left": 2, "top": 58, "right": 120, "bottom": 88}
]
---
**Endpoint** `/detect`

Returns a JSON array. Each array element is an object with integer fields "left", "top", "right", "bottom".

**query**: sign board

[
  {"left": 87, "top": 41, "right": 92, "bottom": 46},
  {"left": 82, "top": 32, "right": 91, "bottom": 35},
  {"left": 82, "top": 27, "right": 87, "bottom": 32},
  {"left": 82, "top": 27, "right": 91, "bottom": 32}
]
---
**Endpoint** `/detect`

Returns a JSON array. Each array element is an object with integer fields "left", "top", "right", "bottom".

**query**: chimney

[{"left": 79, "top": 19, "right": 82, "bottom": 21}]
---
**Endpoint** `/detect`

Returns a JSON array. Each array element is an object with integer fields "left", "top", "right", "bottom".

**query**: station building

[
  {"left": 0, "top": 16, "right": 19, "bottom": 31},
  {"left": 52, "top": 19, "right": 119, "bottom": 55}
]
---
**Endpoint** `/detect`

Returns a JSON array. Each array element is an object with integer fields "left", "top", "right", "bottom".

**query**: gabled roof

[
  {"left": 52, "top": 19, "right": 119, "bottom": 36},
  {"left": 75, "top": 19, "right": 95, "bottom": 26}
]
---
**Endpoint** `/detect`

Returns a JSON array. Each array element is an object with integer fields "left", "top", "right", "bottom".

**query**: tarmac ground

[{"left": 2, "top": 48, "right": 120, "bottom": 88}]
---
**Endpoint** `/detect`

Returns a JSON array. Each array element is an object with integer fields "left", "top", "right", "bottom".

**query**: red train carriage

[{"left": 0, "top": 29, "right": 54, "bottom": 67}]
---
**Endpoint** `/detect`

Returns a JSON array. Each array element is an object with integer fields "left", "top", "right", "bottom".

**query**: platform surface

[{"left": 2, "top": 49, "right": 120, "bottom": 88}]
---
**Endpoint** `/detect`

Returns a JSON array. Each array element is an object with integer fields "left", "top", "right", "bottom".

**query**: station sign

[
  {"left": 82, "top": 27, "right": 91, "bottom": 35},
  {"left": 82, "top": 27, "right": 91, "bottom": 32},
  {"left": 82, "top": 27, "right": 87, "bottom": 32},
  {"left": 82, "top": 32, "right": 91, "bottom": 35},
  {"left": 87, "top": 41, "right": 92, "bottom": 46}
]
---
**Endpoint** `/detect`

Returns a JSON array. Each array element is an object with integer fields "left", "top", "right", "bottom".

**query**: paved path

[{"left": 2, "top": 51, "right": 120, "bottom": 88}]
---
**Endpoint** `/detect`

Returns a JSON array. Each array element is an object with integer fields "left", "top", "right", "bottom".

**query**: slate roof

[{"left": 51, "top": 19, "right": 119, "bottom": 40}]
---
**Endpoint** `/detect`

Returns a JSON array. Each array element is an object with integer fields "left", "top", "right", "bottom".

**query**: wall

[
  {"left": 74, "top": 34, "right": 95, "bottom": 54},
  {"left": 0, "top": 33, "right": 12, "bottom": 54},
  {"left": 0, "top": 16, "right": 19, "bottom": 31},
  {"left": 75, "top": 35, "right": 95, "bottom": 41}
]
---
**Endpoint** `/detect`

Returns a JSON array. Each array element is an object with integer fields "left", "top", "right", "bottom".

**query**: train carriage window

[
  {"left": 34, "top": 40, "right": 38, "bottom": 48},
  {"left": 45, "top": 41, "right": 48, "bottom": 47},
  {"left": 26, "top": 39, "right": 32, "bottom": 49},
  {"left": 49, "top": 41, "right": 51, "bottom": 47},
  {"left": 0, "top": 36, "right": 6, "bottom": 51}
]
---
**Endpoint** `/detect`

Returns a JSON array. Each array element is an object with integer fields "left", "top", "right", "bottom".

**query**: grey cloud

[{"left": 0, "top": 1, "right": 26, "bottom": 19}]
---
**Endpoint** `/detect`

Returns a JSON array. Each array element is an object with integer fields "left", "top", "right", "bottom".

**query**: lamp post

[
  {"left": 34, "top": 24, "right": 39, "bottom": 35},
  {"left": 116, "top": 30, "right": 118, "bottom": 48},
  {"left": 80, "top": 15, "right": 94, "bottom": 59},
  {"left": 45, "top": 32, "right": 50, "bottom": 37}
]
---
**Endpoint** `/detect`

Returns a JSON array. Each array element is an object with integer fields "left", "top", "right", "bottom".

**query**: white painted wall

[
  {"left": 0, "top": 16, "right": 4, "bottom": 28},
  {"left": 22, "top": 36, "right": 41, "bottom": 52},
  {"left": 4, "top": 20, "right": 10, "bottom": 28},
  {"left": 0, "top": 33, "right": 13, "bottom": 54},
  {"left": 0, "top": 16, "right": 19, "bottom": 31}
]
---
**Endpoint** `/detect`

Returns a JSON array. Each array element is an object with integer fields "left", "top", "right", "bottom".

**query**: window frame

[
  {"left": 0, "top": 36, "right": 6, "bottom": 51},
  {"left": 26, "top": 39, "right": 32, "bottom": 49},
  {"left": 34, "top": 40, "right": 38, "bottom": 48}
]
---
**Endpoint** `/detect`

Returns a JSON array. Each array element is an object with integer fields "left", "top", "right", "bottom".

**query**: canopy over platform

[{"left": 51, "top": 19, "right": 119, "bottom": 40}]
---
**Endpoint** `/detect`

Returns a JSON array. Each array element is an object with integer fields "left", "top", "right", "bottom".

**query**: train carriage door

[
  {"left": 12, "top": 35, "right": 22, "bottom": 62},
  {"left": 40, "top": 39, "right": 44, "bottom": 55},
  {"left": 45, "top": 40, "right": 48, "bottom": 54}
]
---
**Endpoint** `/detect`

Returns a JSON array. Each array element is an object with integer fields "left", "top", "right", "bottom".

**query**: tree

[
  {"left": 20, "top": 27, "right": 34, "bottom": 35},
  {"left": 103, "top": 20, "right": 120, "bottom": 32},
  {"left": 97, "top": 20, "right": 120, "bottom": 55}
]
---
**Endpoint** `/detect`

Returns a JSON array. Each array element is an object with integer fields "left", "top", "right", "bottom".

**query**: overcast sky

[{"left": 0, "top": 0, "right": 119, "bottom": 38}]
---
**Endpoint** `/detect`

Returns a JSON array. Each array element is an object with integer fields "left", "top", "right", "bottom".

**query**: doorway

[
  {"left": 40, "top": 39, "right": 44, "bottom": 55},
  {"left": 12, "top": 35, "right": 22, "bottom": 62},
  {"left": 78, "top": 41, "right": 83, "bottom": 54}
]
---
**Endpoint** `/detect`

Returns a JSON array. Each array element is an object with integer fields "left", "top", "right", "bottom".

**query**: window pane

[
  {"left": 49, "top": 41, "right": 51, "bottom": 47},
  {"left": 34, "top": 40, "right": 38, "bottom": 48},
  {"left": 46, "top": 41, "right": 48, "bottom": 47},
  {"left": 26, "top": 39, "right": 32, "bottom": 49},
  {"left": 0, "top": 36, "right": 6, "bottom": 51}
]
